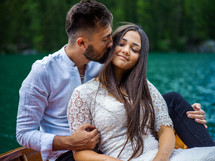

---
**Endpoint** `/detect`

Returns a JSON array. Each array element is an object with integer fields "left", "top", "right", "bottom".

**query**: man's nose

[{"left": 107, "top": 37, "right": 113, "bottom": 48}]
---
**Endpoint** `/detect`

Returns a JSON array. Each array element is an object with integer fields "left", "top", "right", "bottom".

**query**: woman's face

[{"left": 112, "top": 30, "right": 141, "bottom": 71}]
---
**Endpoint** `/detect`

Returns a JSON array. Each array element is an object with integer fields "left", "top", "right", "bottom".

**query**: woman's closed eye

[
  {"left": 132, "top": 47, "right": 140, "bottom": 53},
  {"left": 119, "top": 43, "right": 140, "bottom": 53},
  {"left": 119, "top": 43, "right": 125, "bottom": 46}
]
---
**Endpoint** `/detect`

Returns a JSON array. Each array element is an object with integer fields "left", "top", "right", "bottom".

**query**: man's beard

[{"left": 84, "top": 45, "right": 111, "bottom": 64}]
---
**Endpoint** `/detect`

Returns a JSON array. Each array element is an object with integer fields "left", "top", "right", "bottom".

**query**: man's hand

[
  {"left": 71, "top": 124, "right": 100, "bottom": 150},
  {"left": 53, "top": 124, "right": 100, "bottom": 151},
  {"left": 186, "top": 103, "right": 207, "bottom": 128}
]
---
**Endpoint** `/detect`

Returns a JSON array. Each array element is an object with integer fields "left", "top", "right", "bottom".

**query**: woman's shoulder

[
  {"left": 74, "top": 78, "right": 100, "bottom": 95},
  {"left": 146, "top": 79, "right": 160, "bottom": 94},
  {"left": 146, "top": 79, "right": 154, "bottom": 88}
]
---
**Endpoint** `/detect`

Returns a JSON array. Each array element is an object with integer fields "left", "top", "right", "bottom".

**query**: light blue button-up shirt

[{"left": 16, "top": 46, "right": 103, "bottom": 160}]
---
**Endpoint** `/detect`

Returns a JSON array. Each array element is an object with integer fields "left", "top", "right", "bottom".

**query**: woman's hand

[{"left": 186, "top": 103, "right": 207, "bottom": 128}]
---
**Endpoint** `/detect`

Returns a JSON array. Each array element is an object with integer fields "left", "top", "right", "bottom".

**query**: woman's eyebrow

[
  {"left": 133, "top": 42, "right": 141, "bottom": 47},
  {"left": 122, "top": 38, "right": 140, "bottom": 47},
  {"left": 122, "top": 38, "right": 127, "bottom": 42}
]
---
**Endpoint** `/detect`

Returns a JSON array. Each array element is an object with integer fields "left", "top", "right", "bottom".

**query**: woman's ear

[{"left": 77, "top": 37, "right": 88, "bottom": 49}]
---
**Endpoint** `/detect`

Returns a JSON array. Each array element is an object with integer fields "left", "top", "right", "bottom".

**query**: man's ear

[{"left": 77, "top": 37, "right": 88, "bottom": 49}]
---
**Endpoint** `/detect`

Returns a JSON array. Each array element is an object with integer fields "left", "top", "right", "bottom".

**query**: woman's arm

[
  {"left": 67, "top": 88, "right": 121, "bottom": 161},
  {"left": 153, "top": 125, "right": 175, "bottom": 161},
  {"left": 74, "top": 150, "right": 122, "bottom": 161},
  {"left": 147, "top": 81, "right": 175, "bottom": 160}
]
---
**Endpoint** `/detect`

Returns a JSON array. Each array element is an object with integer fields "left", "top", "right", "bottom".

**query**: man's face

[{"left": 84, "top": 25, "right": 113, "bottom": 63}]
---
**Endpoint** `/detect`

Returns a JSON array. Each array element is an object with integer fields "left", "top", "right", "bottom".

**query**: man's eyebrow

[
  {"left": 122, "top": 38, "right": 140, "bottom": 47},
  {"left": 103, "top": 31, "right": 112, "bottom": 39}
]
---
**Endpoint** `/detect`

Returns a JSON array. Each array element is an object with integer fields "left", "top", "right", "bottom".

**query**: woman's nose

[{"left": 122, "top": 45, "right": 129, "bottom": 55}]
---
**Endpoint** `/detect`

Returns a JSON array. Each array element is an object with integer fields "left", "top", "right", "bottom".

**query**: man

[
  {"left": 17, "top": 1, "right": 112, "bottom": 160},
  {"left": 16, "top": 0, "right": 213, "bottom": 161}
]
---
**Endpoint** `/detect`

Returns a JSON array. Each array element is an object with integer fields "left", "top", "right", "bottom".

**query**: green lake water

[{"left": 0, "top": 53, "right": 215, "bottom": 154}]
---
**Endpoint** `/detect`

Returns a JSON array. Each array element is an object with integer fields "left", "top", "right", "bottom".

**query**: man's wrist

[{"left": 53, "top": 135, "right": 74, "bottom": 151}]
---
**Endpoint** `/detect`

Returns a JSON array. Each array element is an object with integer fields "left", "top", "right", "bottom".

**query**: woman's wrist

[
  {"left": 153, "top": 154, "right": 168, "bottom": 161},
  {"left": 153, "top": 150, "right": 170, "bottom": 161}
]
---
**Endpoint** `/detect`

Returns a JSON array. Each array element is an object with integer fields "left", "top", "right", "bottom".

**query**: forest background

[{"left": 0, "top": 0, "right": 215, "bottom": 54}]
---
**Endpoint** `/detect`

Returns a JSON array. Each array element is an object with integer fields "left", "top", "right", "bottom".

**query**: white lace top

[
  {"left": 67, "top": 78, "right": 215, "bottom": 161},
  {"left": 67, "top": 79, "right": 171, "bottom": 156}
]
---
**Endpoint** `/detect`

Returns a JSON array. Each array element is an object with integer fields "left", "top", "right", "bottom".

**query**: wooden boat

[{"left": 0, "top": 147, "right": 42, "bottom": 161}]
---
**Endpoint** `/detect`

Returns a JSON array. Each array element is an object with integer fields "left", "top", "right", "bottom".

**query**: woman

[{"left": 67, "top": 24, "right": 215, "bottom": 161}]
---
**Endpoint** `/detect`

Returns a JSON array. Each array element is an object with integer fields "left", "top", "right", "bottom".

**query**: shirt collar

[{"left": 61, "top": 45, "right": 76, "bottom": 67}]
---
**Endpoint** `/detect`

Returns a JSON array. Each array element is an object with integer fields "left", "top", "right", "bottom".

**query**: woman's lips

[{"left": 118, "top": 54, "right": 129, "bottom": 61}]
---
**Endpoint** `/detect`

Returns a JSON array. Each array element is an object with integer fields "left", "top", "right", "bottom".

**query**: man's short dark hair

[{"left": 65, "top": 0, "right": 113, "bottom": 43}]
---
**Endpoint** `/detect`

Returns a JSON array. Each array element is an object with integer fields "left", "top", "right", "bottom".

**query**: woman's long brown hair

[{"left": 98, "top": 24, "right": 156, "bottom": 160}]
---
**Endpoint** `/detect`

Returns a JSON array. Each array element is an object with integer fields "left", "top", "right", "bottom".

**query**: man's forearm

[{"left": 53, "top": 136, "right": 122, "bottom": 160}]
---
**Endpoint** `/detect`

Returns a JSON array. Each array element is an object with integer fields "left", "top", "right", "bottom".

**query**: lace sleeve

[
  {"left": 147, "top": 81, "right": 173, "bottom": 131},
  {"left": 67, "top": 88, "right": 92, "bottom": 134}
]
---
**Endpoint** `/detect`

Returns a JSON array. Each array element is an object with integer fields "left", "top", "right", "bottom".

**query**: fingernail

[{"left": 188, "top": 114, "right": 191, "bottom": 117}]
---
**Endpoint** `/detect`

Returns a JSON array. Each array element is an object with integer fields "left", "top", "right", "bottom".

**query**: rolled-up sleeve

[{"left": 16, "top": 62, "right": 55, "bottom": 160}]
